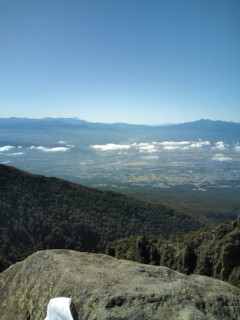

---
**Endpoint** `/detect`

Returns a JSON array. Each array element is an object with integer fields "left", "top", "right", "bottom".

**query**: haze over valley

[{"left": 1, "top": 117, "right": 240, "bottom": 224}]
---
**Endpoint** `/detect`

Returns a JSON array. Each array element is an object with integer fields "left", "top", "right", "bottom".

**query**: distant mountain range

[{"left": 0, "top": 118, "right": 240, "bottom": 145}]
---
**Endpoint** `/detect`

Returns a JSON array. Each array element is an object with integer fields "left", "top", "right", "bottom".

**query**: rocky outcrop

[
  {"left": 0, "top": 250, "right": 240, "bottom": 319},
  {"left": 107, "top": 219, "right": 240, "bottom": 288}
]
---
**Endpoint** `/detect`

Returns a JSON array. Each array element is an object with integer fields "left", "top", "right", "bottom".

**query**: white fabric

[{"left": 44, "top": 297, "right": 74, "bottom": 320}]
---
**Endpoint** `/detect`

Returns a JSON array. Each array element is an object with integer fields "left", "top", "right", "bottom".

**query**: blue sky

[{"left": 0, "top": 0, "right": 239, "bottom": 124}]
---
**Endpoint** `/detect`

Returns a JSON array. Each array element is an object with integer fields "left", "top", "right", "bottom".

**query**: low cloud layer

[
  {"left": 234, "top": 144, "right": 240, "bottom": 152},
  {"left": 142, "top": 155, "right": 159, "bottom": 159},
  {"left": 211, "top": 154, "right": 232, "bottom": 161},
  {"left": 0, "top": 145, "right": 15, "bottom": 152},
  {"left": 91, "top": 140, "right": 212, "bottom": 153},
  {"left": 190, "top": 141, "right": 211, "bottom": 148},
  {"left": 159, "top": 140, "right": 208, "bottom": 151},
  {"left": 29, "top": 146, "right": 70, "bottom": 152},
  {"left": 213, "top": 141, "right": 227, "bottom": 150},
  {"left": 138, "top": 144, "right": 157, "bottom": 153},
  {"left": 161, "top": 140, "right": 211, "bottom": 150},
  {"left": 163, "top": 145, "right": 182, "bottom": 150},
  {"left": 6, "top": 152, "right": 25, "bottom": 156},
  {"left": 159, "top": 141, "right": 190, "bottom": 146},
  {"left": 91, "top": 144, "right": 131, "bottom": 151}
]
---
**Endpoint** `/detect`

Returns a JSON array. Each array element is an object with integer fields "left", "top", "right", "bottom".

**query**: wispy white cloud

[
  {"left": 213, "top": 141, "right": 227, "bottom": 150},
  {"left": 234, "top": 144, "right": 240, "bottom": 152},
  {"left": 0, "top": 145, "right": 15, "bottom": 152},
  {"left": 130, "top": 142, "right": 158, "bottom": 152},
  {"left": 163, "top": 145, "right": 180, "bottom": 150},
  {"left": 159, "top": 141, "right": 191, "bottom": 146},
  {"left": 138, "top": 144, "right": 157, "bottom": 153},
  {"left": 58, "top": 141, "right": 66, "bottom": 144},
  {"left": 91, "top": 142, "right": 160, "bottom": 153},
  {"left": 29, "top": 146, "right": 70, "bottom": 152},
  {"left": 137, "top": 143, "right": 151, "bottom": 147},
  {"left": 211, "top": 154, "right": 232, "bottom": 161},
  {"left": 161, "top": 140, "right": 210, "bottom": 150},
  {"left": 0, "top": 160, "right": 11, "bottom": 164},
  {"left": 91, "top": 140, "right": 212, "bottom": 154},
  {"left": 91, "top": 143, "right": 131, "bottom": 151},
  {"left": 6, "top": 152, "right": 25, "bottom": 156},
  {"left": 189, "top": 141, "right": 211, "bottom": 148},
  {"left": 142, "top": 155, "right": 159, "bottom": 159}
]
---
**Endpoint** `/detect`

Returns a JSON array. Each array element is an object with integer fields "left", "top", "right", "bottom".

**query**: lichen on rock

[{"left": 0, "top": 249, "right": 240, "bottom": 319}]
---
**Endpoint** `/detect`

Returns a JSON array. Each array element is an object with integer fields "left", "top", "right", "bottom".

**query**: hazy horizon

[
  {"left": 0, "top": 116, "right": 240, "bottom": 126},
  {"left": 0, "top": 116, "right": 240, "bottom": 127}
]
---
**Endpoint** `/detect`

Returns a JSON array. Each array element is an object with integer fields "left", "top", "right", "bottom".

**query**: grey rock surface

[{"left": 0, "top": 250, "right": 240, "bottom": 320}]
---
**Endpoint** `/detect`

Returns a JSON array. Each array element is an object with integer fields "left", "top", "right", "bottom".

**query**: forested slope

[
  {"left": 0, "top": 164, "right": 202, "bottom": 271},
  {"left": 107, "top": 219, "right": 240, "bottom": 288}
]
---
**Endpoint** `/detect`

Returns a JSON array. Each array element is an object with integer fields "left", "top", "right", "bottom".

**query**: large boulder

[{"left": 0, "top": 250, "right": 240, "bottom": 320}]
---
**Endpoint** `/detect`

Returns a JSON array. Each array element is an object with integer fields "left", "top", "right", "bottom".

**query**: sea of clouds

[
  {"left": 91, "top": 140, "right": 240, "bottom": 162},
  {"left": 0, "top": 140, "right": 240, "bottom": 163}
]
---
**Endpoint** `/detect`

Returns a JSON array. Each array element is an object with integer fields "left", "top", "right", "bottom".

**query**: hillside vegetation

[
  {"left": 0, "top": 164, "right": 202, "bottom": 271},
  {"left": 107, "top": 219, "right": 240, "bottom": 288}
]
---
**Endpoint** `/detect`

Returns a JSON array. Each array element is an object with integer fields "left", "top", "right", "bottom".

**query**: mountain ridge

[
  {"left": 0, "top": 116, "right": 239, "bottom": 127},
  {"left": 1, "top": 117, "right": 239, "bottom": 144}
]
